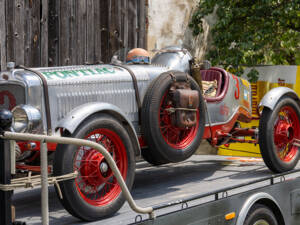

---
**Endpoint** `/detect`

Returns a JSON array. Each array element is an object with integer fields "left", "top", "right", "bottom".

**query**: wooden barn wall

[{"left": 0, "top": 0, "right": 147, "bottom": 70}]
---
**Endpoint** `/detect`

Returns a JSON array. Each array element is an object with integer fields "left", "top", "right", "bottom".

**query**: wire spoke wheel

[
  {"left": 159, "top": 92, "right": 199, "bottom": 149},
  {"left": 273, "top": 106, "right": 300, "bottom": 162},
  {"left": 141, "top": 71, "right": 205, "bottom": 164},
  {"left": 54, "top": 114, "right": 135, "bottom": 221},
  {"left": 259, "top": 96, "right": 300, "bottom": 173},
  {"left": 74, "top": 128, "right": 127, "bottom": 206}
]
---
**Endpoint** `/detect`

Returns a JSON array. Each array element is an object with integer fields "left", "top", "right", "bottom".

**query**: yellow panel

[
  {"left": 293, "top": 66, "right": 300, "bottom": 96},
  {"left": 218, "top": 120, "right": 261, "bottom": 157}
]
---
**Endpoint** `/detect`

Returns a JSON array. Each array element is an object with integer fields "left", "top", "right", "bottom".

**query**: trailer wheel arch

[
  {"left": 236, "top": 192, "right": 285, "bottom": 225},
  {"left": 56, "top": 102, "right": 141, "bottom": 156}
]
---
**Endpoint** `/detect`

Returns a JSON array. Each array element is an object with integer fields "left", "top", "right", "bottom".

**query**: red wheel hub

[
  {"left": 80, "top": 150, "right": 112, "bottom": 186},
  {"left": 74, "top": 128, "right": 128, "bottom": 206},
  {"left": 159, "top": 91, "right": 199, "bottom": 149},
  {"left": 274, "top": 106, "right": 300, "bottom": 162}
]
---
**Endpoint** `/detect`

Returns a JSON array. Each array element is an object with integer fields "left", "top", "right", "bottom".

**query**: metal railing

[{"left": 1, "top": 131, "right": 154, "bottom": 225}]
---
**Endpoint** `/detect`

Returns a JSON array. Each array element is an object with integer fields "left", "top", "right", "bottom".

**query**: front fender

[
  {"left": 56, "top": 102, "right": 140, "bottom": 156},
  {"left": 258, "top": 87, "right": 299, "bottom": 110}
]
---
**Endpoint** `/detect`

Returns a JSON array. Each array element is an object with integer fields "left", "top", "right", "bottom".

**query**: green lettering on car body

[{"left": 41, "top": 67, "right": 116, "bottom": 80}]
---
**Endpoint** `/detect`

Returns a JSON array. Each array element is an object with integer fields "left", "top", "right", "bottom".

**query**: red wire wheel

[
  {"left": 159, "top": 92, "right": 199, "bottom": 149},
  {"left": 273, "top": 106, "right": 300, "bottom": 162},
  {"left": 74, "top": 128, "right": 128, "bottom": 206},
  {"left": 259, "top": 96, "right": 300, "bottom": 173},
  {"left": 53, "top": 114, "right": 135, "bottom": 221},
  {"left": 141, "top": 71, "right": 205, "bottom": 165}
]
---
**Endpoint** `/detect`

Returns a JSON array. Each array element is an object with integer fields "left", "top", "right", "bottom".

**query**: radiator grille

[{"left": 0, "top": 84, "right": 25, "bottom": 110}]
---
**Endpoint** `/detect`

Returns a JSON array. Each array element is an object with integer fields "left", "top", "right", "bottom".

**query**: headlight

[{"left": 12, "top": 105, "right": 41, "bottom": 133}]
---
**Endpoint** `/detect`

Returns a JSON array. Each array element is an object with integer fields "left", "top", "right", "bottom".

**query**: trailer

[{"left": 11, "top": 154, "right": 300, "bottom": 225}]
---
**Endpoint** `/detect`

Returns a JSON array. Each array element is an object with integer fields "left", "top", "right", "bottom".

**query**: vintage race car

[{"left": 0, "top": 46, "right": 300, "bottom": 221}]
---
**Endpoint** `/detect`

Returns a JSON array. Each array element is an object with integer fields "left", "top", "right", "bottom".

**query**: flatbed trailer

[{"left": 14, "top": 155, "right": 300, "bottom": 225}]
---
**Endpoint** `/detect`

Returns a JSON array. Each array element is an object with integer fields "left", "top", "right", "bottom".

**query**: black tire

[
  {"left": 244, "top": 204, "right": 278, "bottom": 225},
  {"left": 141, "top": 147, "right": 169, "bottom": 166},
  {"left": 141, "top": 71, "right": 205, "bottom": 164},
  {"left": 259, "top": 96, "right": 300, "bottom": 173},
  {"left": 53, "top": 113, "right": 135, "bottom": 221}
]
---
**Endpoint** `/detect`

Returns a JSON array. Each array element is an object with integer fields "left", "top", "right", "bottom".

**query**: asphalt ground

[{"left": 13, "top": 155, "right": 293, "bottom": 225}]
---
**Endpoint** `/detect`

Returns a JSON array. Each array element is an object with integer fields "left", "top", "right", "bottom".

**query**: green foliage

[{"left": 190, "top": 0, "right": 300, "bottom": 81}]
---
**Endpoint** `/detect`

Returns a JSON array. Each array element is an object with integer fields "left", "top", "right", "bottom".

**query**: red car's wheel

[
  {"left": 53, "top": 114, "right": 135, "bottom": 221},
  {"left": 141, "top": 71, "right": 205, "bottom": 164},
  {"left": 259, "top": 96, "right": 300, "bottom": 173}
]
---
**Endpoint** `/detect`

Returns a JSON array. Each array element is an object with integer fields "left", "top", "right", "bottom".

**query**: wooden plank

[
  {"left": 48, "top": 0, "right": 59, "bottom": 66},
  {"left": 117, "top": 0, "right": 122, "bottom": 50},
  {"left": 128, "top": 0, "right": 137, "bottom": 48},
  {"left": 109, "top": 0, "right": 118, "bottom": 56},
  {"left": 24, "top": 0, "right": 32, "bottom": 66},
  {"left": 14, "top": 0, "right": 25, "bottom": 66},
  {"left": 100, "top": 0, "right": 109, "bottom": 63},
  {"left": 86, "top": 0, "right": 95, "bottom": 64},
  {"left": 138, "top": 0, "right": 146, "bottom": 48},
  {"left": 59, "top": 0, "right": 70, "bottom": 65},
  {"left": 5, "top": 0, "right": 14, "bottom": 63},
  {"left": 122, "top": 0, "right": 128, "bottom": 50},
  {"left": 94, "top": 0, "right": 101, "bottom": 63},
  {"left": 41, "top": 0, "right": 48, "bottom": 66},
  {"left": 0, "top": 0, "right": 6, "bottom": 70},
  {"left": 77, "top": 0, "right": 87, "bottom": 64},
  {"left": 24, "top": 0, "right": 41, "bottom": 67},
  {"left": 69, "top": 0, "right": 77, "bottom": 65}
]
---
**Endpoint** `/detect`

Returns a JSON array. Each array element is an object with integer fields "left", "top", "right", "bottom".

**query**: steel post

[
  {"left": 40, "top": 141, "right": 49, "bottom": 225},
  {"left": 0, "top": 138, "right": 12, "bottom": 225}
]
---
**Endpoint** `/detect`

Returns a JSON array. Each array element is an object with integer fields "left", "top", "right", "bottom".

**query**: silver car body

[{"left": 0, "top": 46, "right": 253, "bottom": 149}]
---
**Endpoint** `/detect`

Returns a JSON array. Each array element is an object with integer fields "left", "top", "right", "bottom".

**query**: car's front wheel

[{"left": 53, "top": 113, "right": 135, "bottom": 221}]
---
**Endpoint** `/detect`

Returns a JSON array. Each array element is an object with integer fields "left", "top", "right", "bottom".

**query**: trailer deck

[{"left": 13, "top": 154, "right": 300, "bottom": 224}]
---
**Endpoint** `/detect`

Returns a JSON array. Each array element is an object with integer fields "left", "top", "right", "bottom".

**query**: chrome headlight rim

[{"left": 12, "top": 105, "right": 41, "bottom": 133}]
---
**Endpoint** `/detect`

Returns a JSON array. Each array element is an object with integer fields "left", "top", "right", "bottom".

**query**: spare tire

[{"left": 141, "top": 71, "right": 205, "bottom": 164}]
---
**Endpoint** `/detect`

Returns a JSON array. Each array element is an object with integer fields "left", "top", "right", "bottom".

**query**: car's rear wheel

[
  {"left": 53, "top": 113, "right": 135, "bottom": 221},
  {"left": 141, "top": 71, "right": 205, "bottom": 164},
  {"left": 259, "top": 96, "right": 300, "bottom": 173}
]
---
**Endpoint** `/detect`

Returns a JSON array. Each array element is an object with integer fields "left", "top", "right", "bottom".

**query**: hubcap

[
  {"left": 274, "top": 106, "right": 300, "bottom": 162},
  {"left": 100, "top": 162, "right": 109, "bottom": 174},
  {"left": 74, "top": 128, "right": 128, "bottom": 206}
]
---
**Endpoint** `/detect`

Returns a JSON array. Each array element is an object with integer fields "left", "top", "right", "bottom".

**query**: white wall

[{"left": 147, "top": 0, "right": 216, "bottom": 60}]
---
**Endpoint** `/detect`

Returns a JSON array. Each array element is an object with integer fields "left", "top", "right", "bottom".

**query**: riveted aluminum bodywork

[
  {"left": 204, "top": 72, "right": 252, "bottom": 126},
  {"left": 0, "top": 64, "right": 169, "bottom": 135}
]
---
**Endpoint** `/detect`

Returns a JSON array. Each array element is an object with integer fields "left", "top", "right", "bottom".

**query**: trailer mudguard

[
  {"left": 57, "top": 102, "right": 141, "bottom": 156},
  {"left": 258, "top": 87, "right": 299, "bottom": 110},
  {"left": 236, "top": 192, "right": 285, "bottom": 225}
]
